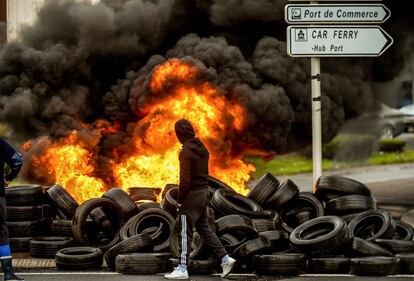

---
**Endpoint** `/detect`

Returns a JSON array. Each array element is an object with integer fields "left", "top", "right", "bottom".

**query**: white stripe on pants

[{"left": 180, "top": 214, "right": 187, "bottom": 265}]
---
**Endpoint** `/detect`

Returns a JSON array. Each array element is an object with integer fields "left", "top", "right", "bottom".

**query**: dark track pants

[
  {"left": 0, "top": 197, "right": 9, "bottom": 245},
  {"left": 178, "top": 189, "right": 227, "bottom": 265}
]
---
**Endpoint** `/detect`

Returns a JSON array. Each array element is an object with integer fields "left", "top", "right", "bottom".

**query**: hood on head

[{"left": 175, "top": 119, "right": 195, "bottom": 144}]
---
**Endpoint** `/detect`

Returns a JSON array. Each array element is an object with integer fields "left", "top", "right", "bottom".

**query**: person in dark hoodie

[
  {"left": 0, "top": 139, "right": 24, "bottom": 281},
  {"left": 165, "top": 119, "right": 236, "bottom": 280}
]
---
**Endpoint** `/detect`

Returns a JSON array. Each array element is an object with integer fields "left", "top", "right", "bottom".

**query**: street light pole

[{"left": 311, "top": 0, "right": 322, "bottom": 192}]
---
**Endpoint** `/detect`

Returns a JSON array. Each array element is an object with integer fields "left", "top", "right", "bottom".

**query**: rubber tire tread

[
  {"left": 46, "top": 184, "right": 79, "bottom": 219},
  {"left": 5, "top": 185, "right": 42, "bottom": 206},
  {"left": 289, "top": 216, "right": 350, "bottom": 256},
  {"left": 265, "top": 179, "right": 299, "bottom": 211},
  {"left": 308, "top": 257, "right": 350, "bottom": 274},
  {"left": 351, "top": 237, "right": 392, "bottom": 256},
  {"left": 374, "top": 239, "right": 414, "bottom": 254},
  {"left": 253, "top": 253, "right": 306, "bottom": 276},
  {"left": 55, "top": 247, "right": 103, "bottom": 270},
  {"left": 102, "top": 188, "right": 138, "bottom": 221},
  {"left": 232, "top": 237, "right": 272, "bottom": 260},
  {"left": 348, "top": 209, "right": 395, "bottom": 241},
  {"left": 30, "top": 237, "right": 74, "bottom": 258},
  {"left": 247, "top": 173, "right": 279, "bottom": 206},
  {"left": 350, "top": 256, "right": 399, "bottom": 276},
  {"left": 104, "top": 234, "right": 153, "bottom": 269},
  {"left": 326, "top": 195, "right": 376, "bottom": 216},
  {"left": 72, "top": 198, "right": 121, "bottom": 250},
  {"left": 115, "top": 253, "right": 172, "bottom": 275}
]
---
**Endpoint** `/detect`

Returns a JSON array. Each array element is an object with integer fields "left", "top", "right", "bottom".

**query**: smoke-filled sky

[{"left": 0, "top": 0, "right": 412, "bottom": 154}]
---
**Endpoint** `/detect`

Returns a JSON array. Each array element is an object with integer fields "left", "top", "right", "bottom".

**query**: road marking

[{"left": 8, "top": 272, "right": 121, "bottom": 275}]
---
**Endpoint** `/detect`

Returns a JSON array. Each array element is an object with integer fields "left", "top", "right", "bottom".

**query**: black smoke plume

[{"left": 0, "top": 0, "right": 410, "bottom": 184}]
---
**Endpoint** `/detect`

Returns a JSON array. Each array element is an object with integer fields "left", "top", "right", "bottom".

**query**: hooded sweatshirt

[
  {"left": 0, "top": 138, "right": 24, "bottom": 196},
  {"left": 174, "top": 119, "right": 209, "bottom": 204}
]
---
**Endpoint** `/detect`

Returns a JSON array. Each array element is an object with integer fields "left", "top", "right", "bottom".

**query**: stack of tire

[
  {"left": 241, "top": 174, "right": 414, "bottom": 276},
  {"left": 6, "top": 185, "right": 43, "bottom": 253}
]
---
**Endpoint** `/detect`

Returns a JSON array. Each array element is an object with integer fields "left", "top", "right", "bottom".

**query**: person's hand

[{"left": 4, "top": 175, "right": 10, "bottom": 187}]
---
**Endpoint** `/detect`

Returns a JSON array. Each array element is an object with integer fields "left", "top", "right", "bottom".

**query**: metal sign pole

[{"left": 311, "top": 1, "right": 322, "bottom": 192}]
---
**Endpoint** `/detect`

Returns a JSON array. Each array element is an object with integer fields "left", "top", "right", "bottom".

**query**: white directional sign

[
  {"left": 287, "top": 26, "right": 393, "bottom": 57},
  {"left": 285, "top": 4, "right": 390, "bottom": 24}
]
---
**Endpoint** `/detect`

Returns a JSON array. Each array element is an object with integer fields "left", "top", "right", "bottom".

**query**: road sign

[
  {"left": 287, "top": 25, "right": 393, "bottom": 57},
  {"left": 285, "top": 4, "right": 390, "bottom": 24}
]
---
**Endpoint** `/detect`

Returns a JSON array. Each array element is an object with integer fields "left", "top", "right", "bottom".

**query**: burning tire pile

[{"left": 5, "top": 174, "right": 414, "bottom": 276}]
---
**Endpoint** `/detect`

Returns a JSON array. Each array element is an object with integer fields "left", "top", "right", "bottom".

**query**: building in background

[{"left": 0, "top": 0, "right": 99, "bottom": 43}]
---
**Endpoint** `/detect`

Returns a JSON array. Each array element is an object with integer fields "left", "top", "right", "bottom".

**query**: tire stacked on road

[{"left": 6, "top": 185, "right": 42, "bottom": 253}]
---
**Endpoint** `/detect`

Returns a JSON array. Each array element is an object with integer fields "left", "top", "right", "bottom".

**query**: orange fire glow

[{"left": 26, "top": 58, "right": 255, "bottom": 202}]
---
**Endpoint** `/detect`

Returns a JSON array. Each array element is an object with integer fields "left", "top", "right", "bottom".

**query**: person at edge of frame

[
  {"left": 164, "top": 119, "right": 237, "bottom": 280},
  {"left": 0, "top": 138, "right": 24, "bottom": 281}
]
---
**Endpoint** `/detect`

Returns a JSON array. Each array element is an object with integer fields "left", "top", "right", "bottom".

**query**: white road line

[{"left": 7, "top": 272, "right": 121, "bottom": 275}]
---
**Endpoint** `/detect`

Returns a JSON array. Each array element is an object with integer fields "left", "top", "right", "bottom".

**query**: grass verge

[{"left": 248, "top": 149, "right": 414, "bottom": 178}]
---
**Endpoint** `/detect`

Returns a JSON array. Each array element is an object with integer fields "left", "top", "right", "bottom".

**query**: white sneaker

[
  {"left": 221, "top": 257, "right": 236, "bottom": 278},
  {"left": 164, "top": 266, "right": 189, "bottom": 280}
]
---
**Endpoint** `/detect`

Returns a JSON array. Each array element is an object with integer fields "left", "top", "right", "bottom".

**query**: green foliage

[
  {"left": 322, "top": 136, "right": 342, "bottom": 160},
  {"left": 368, "top": 149, "right": 414, "bottom": 165},
  {"left": 378, "top": 138, "right": 406, "bottom": 153}
]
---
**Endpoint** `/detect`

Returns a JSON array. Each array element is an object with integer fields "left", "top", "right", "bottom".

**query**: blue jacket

[{"left": 0, "top": 139, "right": 23, "bottom": 196}]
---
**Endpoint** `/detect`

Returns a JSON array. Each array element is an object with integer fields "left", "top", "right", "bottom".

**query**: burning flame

[{"left": 25, "top": 58, "right": 255, "bottom": 202}]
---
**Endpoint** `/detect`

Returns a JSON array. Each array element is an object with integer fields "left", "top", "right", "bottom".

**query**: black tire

[
  {"left": 170, "top": 258, "right": 217, "bottom": 275},
  {"left": 252, "top": 219, "right": 277, "bottom": 233},
  {"left": 115, "top": 253, "right": 172, "bottom": 275},
  {"left": 56, "top": 247, "right": 103, "bottom": 270},
  {"left": 30, "top": 237, "right": 74, "bottom": 258},
  {"left": 9, "top": 237, "right": 31, "bottom": 252},
  {"left": 129, "top": 187, "right": 161, "bottom": 202},
  {"left": 137, "top": 202, "right": 161, "bottom": 212},
  {"left": 253, "top": 253, "right": 306, "bottom": 276},
  {"left": 210, "top": 189, "right": 271, "bottom": 219},
  {"left": 102, "top": 188, "right": 138, "bottom": 221},
  {"left": 396, "top": 253, "right": 414, "bottom": 274},
  {"left": 315, "top": 175, "right": 371, "bottom": 201},
  {"left": 7, "top": 221, "right": 38, "bottom": 237},
  {"left": 308, "top": 257, "right": 350, "bottom": 274},
  {"left": 280, "top": 192, "right": 324, "bottom": 233},
  {"left": 125, "top": 208, "right": 174, "bottom": 252},
  {"left": 232, "top": 237, "right": 272, "bottom": 260},
  {"left": 89, "top": 208, "right": 113, "bottom": 232},
  {"left": 326, "top": 195, "right": 377, "bottom": 216},
  {"left": 247, "top": 173, "right": 279, "bottom": 206},
  {"left": 104, "top": 234, "right": 153, "bottom": 269},
  {"left": 215, "top": 215, "right": 257, "bottom": 237},
  {"left": 50, "top": 220, "right": 73, "bottom": 237},
  {"left": 207, "top": 176, "right": 235, "bottom": 193},
  {"left": 6, "top": 206, "right": 38, "bottom": 221},
  {"left": 350, "top": 256, "right": 399, "bottom": 276},
  {"left": 259, "top": 230, "right": 291, "bottom": 252},
  {"left": 220, "top": 233, "right": 247, "bottom": 253},
  {"left": 5, "top": 185, "right": 42, "bottom": 206},
  {"left": 265, "top": 179, "right": 299, "bottom": 211},
  {"left": 72, "top": 198, "right": 121, "bottom": 250},
  {"left": 47, "top": 184, "right": 79, "bottom": 219},
  {"left": 374, "top": 239, "right": 414, "bottom": 254},
  {"left": 348, "top": 209, "right": 395, "bottom": 241},
  {"left": 393, "top": 221, "right": 414, "bottom": 241},
  {"left": 351, "top": 237, "right": 392, "bottom": 256},
  {"left": 290, "top": 216, "right": 350, "bottom": 256},
  {"left": 341, "top": 212, "right": 364, "bottom": 224},
  {"left": 161, "top": 187, "right": 178, "bottom": 218}
]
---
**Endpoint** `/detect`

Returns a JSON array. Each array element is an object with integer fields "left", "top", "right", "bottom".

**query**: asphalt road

[{"left": 5, "top": 273, "right": 414, "bottom": 281}]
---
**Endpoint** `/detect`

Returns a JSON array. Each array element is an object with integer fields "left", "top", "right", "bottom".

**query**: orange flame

[
  {"left": 26, "top": 58, "right": 255, "bottom": 202},
  {"left": 32, "top": 131, "right": 105, "bottom": 203}
]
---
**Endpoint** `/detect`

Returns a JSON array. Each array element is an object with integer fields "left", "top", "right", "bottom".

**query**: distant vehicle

[
  {"left": 339, "top": 101, "right": 407, "bottom": 139},
  {"left": 399, "top": 104, "right": 414, "bottom": 133}
]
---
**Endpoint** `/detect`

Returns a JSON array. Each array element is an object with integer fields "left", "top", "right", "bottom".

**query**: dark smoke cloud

[
  {"left": 208, "top": 0, "right": 287, "bottom": 27},
  {"left": 0, "top": 0, "right": 410, "bottom": 184}
]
